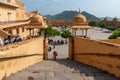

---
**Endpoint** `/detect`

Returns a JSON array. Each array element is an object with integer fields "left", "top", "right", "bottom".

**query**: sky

[{"left": 20, "top": 0, "right": 120, "bottom": 18}]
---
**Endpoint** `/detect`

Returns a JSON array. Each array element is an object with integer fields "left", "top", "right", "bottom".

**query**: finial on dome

[
  {"left": 79, "top": 8, "right": 81, "bottom": 13},
  {"left": 36, "top": 9, "right": 38, "bottom": 12}
]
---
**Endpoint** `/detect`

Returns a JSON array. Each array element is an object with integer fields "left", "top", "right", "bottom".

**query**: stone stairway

[{"left": 5, "top": 59, "right": 119, "bottom": 80}]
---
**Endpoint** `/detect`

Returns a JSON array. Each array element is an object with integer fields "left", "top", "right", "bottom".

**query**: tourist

[
  {"left": 13, "top": 36, "right": 22, "bottom": 43},
  {"left": 7, "top": 35, "right": 12, "bottom": 44},
  {"left": 53, "top": 44, "right": 55, "bottom": 49},
  {"left": 0, "top": 38, "right": 4, "bottom": 46},
  {"left": 65, "top": 39, "right": 67, "bottom": 44},
  {"left": 61, "top": 40, "right": 64, "bottom": 44},
  {"left": 57, "top": 40, "right": 60, "bottom": 44},
  {"left": 4, "top": 38, "right": 9, "bottom": 45},
  {"left": 53, "top": 50, "right": 57, "bottom": 60},
  {"left": 48, "top": 46, "right": 51, "bottom": 52}
]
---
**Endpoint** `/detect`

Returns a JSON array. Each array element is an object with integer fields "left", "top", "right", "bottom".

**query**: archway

[{"left": 47, "top": 27, "right": 69, "bottom": 60}]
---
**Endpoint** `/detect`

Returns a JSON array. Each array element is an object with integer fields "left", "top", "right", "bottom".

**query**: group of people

[
  {"left": 0, "top": 35, "right": 22, "bottom": 46},
  {"left": 48, "top": 38, "right": 68, "bottom": 60},
  {"left": 48, "top": 39, "right": 67, "bottom": 45}
]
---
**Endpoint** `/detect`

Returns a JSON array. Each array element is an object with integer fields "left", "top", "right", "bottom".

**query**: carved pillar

[
  {"left": 82, "top": 29, "right": 84, "bottom": 37},
  {"left": 85, "top": 29, "right": 88, "bottom": 38},
  {"left": 33, "top": 29, "right": 34, "bottom": 36},
  {"left": 29, "top": 29, "right": 32, "bottom": 36}
]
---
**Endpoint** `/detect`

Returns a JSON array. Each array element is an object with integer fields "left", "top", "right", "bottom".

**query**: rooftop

[{"left": 0, "top": 0, "right": 19, "bottom": 8}]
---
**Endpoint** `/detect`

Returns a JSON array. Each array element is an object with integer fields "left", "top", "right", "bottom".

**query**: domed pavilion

[
  {"left": 113, "top": 17, "right": 118, "bottom": 22},
  {"left": 25, "top": 11, "right": 48, "bottom": 36},
  {"left": 104, "top": 17, "right": 109, "bottom": 22},
  {"left": 71, "top": 10, "right": 91, "bottom": 38}
]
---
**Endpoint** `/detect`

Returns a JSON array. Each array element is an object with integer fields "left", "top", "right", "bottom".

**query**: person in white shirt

[{"left": 0, "top": 38, "right": 4, "bottom": 46}]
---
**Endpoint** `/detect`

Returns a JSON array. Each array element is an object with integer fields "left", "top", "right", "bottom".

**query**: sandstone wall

[
  {"left": 102, "top": 39, "right": 120, "bottom": 45},
  {"left": 0, "top": 37, "right": 44, "bottom": 80},
  {"left": 71, "top": 37, "right": 120, "bottom": 77},
  {"left": 0, "top": 7, "right": 16, "bottom": 21}
]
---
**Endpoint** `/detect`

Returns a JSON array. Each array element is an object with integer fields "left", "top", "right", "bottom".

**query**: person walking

[
  {"left": 53, "top": 44, "right": 55, "bottom": 49},
  {"left": 53, "top": 50, "right": 57, "bottom": 60}
]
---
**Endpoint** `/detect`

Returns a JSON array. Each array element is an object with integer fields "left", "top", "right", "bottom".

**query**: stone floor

[{"left": 5, "top": 59, "right": 119, "bottom": 80}]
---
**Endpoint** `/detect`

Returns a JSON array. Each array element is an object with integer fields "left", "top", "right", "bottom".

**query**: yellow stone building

[
  {"left": 0, "top": 0, "right": 47, "bottom": 39},
  {"left": 0, "top": 1, "right": 47, "bottom": 79}
]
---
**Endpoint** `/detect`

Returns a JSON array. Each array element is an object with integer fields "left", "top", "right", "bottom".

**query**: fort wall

[
  {"left": 69, "top": 37, "right": 120, "bottom": 77},
  {"left": 0, "top": 37, "right": 44, "bottom": 79}
]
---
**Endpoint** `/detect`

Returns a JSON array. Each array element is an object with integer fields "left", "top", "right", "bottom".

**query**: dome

[
  {"left": 73, "top": 13, "right": 87, "bottom": 23},
  {"left": 113, "top": 17, "right": 118, "bottom": 22},
  {"left": 29, "top": 13, "right": 44, "bottom": 26},
  {"left": 104, "top": 17, "right": 109, "bottom": 22}
]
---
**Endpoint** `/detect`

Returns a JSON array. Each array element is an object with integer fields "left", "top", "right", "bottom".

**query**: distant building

[
  {"left": 48, "top": 20, "right": 73, "bottom": 27},
  {"left": 103, "top": 17, "right": 120, "bottom": 28}
]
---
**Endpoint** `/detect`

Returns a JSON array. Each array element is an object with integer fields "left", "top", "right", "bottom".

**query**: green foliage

[
  {"left": 61, "top": 26, "right": 65, "bottom": 30},
  {"left": 89, "top": 21, "right": 97, "bottom": 27},
  {"left": 53, "top": 29, "right": 61, "bottom": 36},
  {"left": 61, "top": 30, "right": 72, "bottom": 38},
  {"left": 44, "top": 26, "right": 60, "bottom": 37},
  {"left": 99, "top": 22, "right": 106, "bottom": 28},
  {"left": 108, "top": 29, "right": 120, "bottom": 39},
  {"left": 106, "top": 26, "right": 116, "bottom": 31},
  {"left": 61, "top": 25, "right": 67, "bottom": 31}
]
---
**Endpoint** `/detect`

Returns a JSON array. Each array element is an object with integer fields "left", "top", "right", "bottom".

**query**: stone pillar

[
  {"left": 33, "top": 29, "right": 34, "bottom": 36},
  {"left": 75, "top": 29, "right": 77, "bottom": 36},
  {"left": 82, "top": 29, "right": 84, "bottom": 37},
  {"left": 43, "top": 35, "right": 48, "bottom": 60},
  {"left": 72, "top": 29, "right": 74, "bottom": 36},
  {"left": 68, "top": 37, "right": 74, "bottom": 60},
  {"left": 29, "top": 29, "right": 31, "bottom": 36},
  {"left": 85, "top": 29, "right": 88, "bottom": 38}
]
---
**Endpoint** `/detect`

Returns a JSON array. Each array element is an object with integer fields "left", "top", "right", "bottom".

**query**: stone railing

[
  {"left": 0, "top": 37, "right": 44, "bottom": 80},
  {"left": 0, "top": 19, "right": 30, "bottom": 29},
  {"left": 69, "top": 37, "right": 120, "bottom": 77},
  {"left": 0, "top": 20, "right": 29, "bottom": 25}
]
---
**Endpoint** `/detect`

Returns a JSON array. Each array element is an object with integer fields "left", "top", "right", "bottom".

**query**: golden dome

[
  {"left": 73, "top": 13, "right": 87, "bottom": 23},
  {"left": 72, "top": 12, "right": 88, "bottom": 26},
  {"left": 104, "top": 17, "right": 109, "bottom": 22},
  {"left": 113, "top": 17, "right": 118, "bottom": 22},
  {"left": 29, "top": 13, "right": 44, "bottom": 26}
]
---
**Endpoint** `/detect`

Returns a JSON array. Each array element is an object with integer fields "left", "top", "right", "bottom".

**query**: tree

[
  {"left": 106, "top": 26, "right": 116, "bottom": 31},
  {"left": 44, "top": 26, "right": 60, "bottom": 38},
  {"left": 108, "top": 29, "right": 120, "bottom": 39},
  {"left": 89, "top": 21, "right": 97, "bottom": 27},
  {"left": 53, "top": 29, "right": 61, "bottom": 36},
  {"left": 61, "top": 30, "right": 72, "bottom": 39},
  {"left": 99, "top": 22, "right": 106, "bottom": 28}
]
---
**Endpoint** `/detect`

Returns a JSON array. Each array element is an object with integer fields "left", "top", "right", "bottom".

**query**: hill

[{"left": 45, "top": 10, "right": 100, "bottom": 21}]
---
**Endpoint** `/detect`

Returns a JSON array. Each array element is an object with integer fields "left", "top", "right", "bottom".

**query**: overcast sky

[{"left": 20, "top": 0, "right": 120, "bottom": 17}]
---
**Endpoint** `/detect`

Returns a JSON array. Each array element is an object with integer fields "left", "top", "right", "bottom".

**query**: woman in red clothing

[{"left": 53, "top": 51, "right": 57, "bottom": 60}]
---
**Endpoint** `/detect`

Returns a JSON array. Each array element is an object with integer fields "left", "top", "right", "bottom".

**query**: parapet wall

[
  {"left": 102, "top": 39, "right": 120, "bottom": 45},
  {"left": 71, "top": 37, "right": 120, "bottom": 77},
  {"left": 0, "top": 37, "right": 44, "bottom": 80}
]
